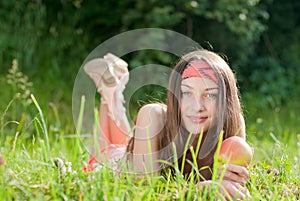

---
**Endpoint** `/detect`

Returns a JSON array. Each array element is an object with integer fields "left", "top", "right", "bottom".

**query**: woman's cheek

[{"left": 180, "top": 97, "right": 191, "bottom": 111}]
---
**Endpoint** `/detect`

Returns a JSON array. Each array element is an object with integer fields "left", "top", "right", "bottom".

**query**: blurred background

[{"left": 0, "top": 0, "right": 299, "bottom": 136}]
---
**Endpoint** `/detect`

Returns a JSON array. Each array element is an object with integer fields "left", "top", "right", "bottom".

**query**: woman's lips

[{"left": 187, "top": 115, "right": 208, "bottom": 123}]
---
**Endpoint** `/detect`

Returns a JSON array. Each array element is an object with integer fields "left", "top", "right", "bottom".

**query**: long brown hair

[{"left": 157, "top": 49, "right": 243, "bottom": 161}]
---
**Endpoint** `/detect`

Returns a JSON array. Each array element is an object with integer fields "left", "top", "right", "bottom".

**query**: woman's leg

[
  {"left": 98, "top": 102, "right": 111, "bottom": 147},
  {"left": 99, "top": 100, "right": 131, "bottom": 145},
  {"left": 95, "top": 97, "right": 130, "bottom": 167},
  {"left": 84, "top": 54, "right": 131, "bottom": 143},
  {"left": 84, "top": 54, "right": 132, "bottom": 170},
  {"left": 107, "top": 107, "right": 131, "bottom": 145}
]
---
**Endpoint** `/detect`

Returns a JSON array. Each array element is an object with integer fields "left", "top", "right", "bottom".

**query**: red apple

[{"left": 217, "top": 136, "right": 253, "bottom": 167}]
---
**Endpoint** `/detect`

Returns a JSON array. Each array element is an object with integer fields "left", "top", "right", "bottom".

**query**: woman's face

[{"left": 180, "top": 77, "right": 218, "bottom": 134}]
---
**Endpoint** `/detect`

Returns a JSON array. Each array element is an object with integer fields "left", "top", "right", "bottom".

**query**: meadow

[
  {"left": 1, "top": 0, "right": 299, "bottom": 200},
  {"left": 0, "top": 60, "right": 299, "bottom": 201}
]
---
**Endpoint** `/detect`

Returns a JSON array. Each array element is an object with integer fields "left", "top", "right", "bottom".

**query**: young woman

[{"left": 84, "top": 49, "right": 251, "bottom": 199}]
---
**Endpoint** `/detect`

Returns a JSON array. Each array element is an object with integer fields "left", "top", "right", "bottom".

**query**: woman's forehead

[{"left": 181, "top": 77, "right": 218, "bottom": 89}]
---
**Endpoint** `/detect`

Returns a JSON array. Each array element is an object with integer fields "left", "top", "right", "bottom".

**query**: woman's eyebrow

[
  {"left": 205, "top": 87, "right": 219, "bottom": 91},
  {"left": 181, "top": 84, "right": 193, "bottom": 89}
]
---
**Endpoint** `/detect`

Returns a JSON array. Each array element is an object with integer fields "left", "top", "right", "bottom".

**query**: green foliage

[
  {"left": 1, "top": 1, "right": 299, "bottom": 199},
  {"left": 2, "top": 0, "right": 298, "bottom": 110},
  {"left": 240, "top": 0, "right": 300, "bottom": 105},
  {"left": 0, "top": 0, "right": 88, "bottom": 82},
  {"left": 247, "top": 56, "right": 289, "bottom": 107},
  {"left": 0, "top": 94, "right": 299, "bottom": 200}
]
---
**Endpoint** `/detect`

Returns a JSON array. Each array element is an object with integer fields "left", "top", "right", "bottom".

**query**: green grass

[
  {"left": 0, "top": 95, "right": 299, "bottom": 200},
  {"left": 0, "top": 67, "right": 299, "bottom": 200}
]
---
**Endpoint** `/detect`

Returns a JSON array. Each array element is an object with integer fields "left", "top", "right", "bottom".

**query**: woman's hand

[
  {"left": 200, "top": 180, "right": 251, "bottom": 200},
  {"left": 219, "top": 179, "right": 251, "bottom": 200},
  {"left": 217, "top": 164, "right": 251, "bottom": 199},
  {"left": 199, "top": 164, "right": 251, "bottom": 199},
  {"left": 218, "top": 164, "right": 250, "bottom": 186}
]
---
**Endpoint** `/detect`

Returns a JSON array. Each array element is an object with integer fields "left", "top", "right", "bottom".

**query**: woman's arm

[
  {"left": 212, "top": 144, "right": 251, "bottom": 199},
  {"left": 128, "top": 103, "right": 166, "bottom": 174},
  {"left": 216, "top": 113, "right": 250, "bottom": 199}
]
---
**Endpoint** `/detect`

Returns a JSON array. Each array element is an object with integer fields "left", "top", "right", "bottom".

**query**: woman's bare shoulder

[
  {"left": 137, "top": 103, "right": 166, "bottom": 122},
  {"left": 134, "top": 103, "right": 166, "bottom": 139}
]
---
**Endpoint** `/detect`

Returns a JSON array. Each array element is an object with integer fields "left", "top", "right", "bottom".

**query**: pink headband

[{"left": 181, "top": 60, "right": 219, "bottom": 85}]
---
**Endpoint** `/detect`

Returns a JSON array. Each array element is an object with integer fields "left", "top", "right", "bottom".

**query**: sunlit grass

[
  {"left": 0, "top": 94, "right": 299, "bottom": 200},
  {"left": 0, "top": 65, "right": 299, "bottom": 200}
]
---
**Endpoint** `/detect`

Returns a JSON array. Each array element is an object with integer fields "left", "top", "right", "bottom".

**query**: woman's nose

[{"left": 194, "top": 96, "right": 205, "bottom": 111}]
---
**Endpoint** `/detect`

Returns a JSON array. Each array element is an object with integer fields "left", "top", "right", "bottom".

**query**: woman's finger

[
  {"left": 220, "top": 180, "right": 247, "bottom": 200},
  {"left": 224, "top": 164, "right": 250, "bottom": 180},
  {"left": 222, "top": 170, "right": 247, "bottom": 186},
  {"left": 218, "top": 165, "right": 248, "bottom": 185},
  {"left": 230, "top": 182, "right": 250, "bottom": 200}
]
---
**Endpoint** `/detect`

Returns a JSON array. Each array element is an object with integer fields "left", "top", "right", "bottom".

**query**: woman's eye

[
  {"left": 181, "top": 91, "right": 192, "bottom": 97},
  {"left": 205, "top": 93, "right": 218, "bottom": 99}
]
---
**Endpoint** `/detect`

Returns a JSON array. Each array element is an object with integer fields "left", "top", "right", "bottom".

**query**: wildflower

[
  {"left": 54, "top": 157, "right": 76, "bottom": 176},
  {"left": 266, "top": 168, "right": 280, "bottom": 176},
  {"left": 6, "top": 58, "right": 33, "bottom": 107},
  {"left": 54, "top": 157, "right": 66, "bottom": 176},
  {"left": 83, "top": 156, "right": 103, "bottom": 172},
  {"left": 0, "top": 155, "right": 5, "bottom": 166}
]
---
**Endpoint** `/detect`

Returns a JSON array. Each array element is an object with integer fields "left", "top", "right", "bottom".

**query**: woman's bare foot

[
  {"left": 83, "top": 54, "right": 129, "bottom": 126},
  {"left": 103, "top": 53, "right": 129, "bottom": 86},
  {"left": 83, "top": 58, "right": 117, "bottom": 89}
]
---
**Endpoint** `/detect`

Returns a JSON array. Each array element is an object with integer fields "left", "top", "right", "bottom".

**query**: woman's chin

[{"left": 185, "top": 125, "right": 205, "bottom": 135}]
